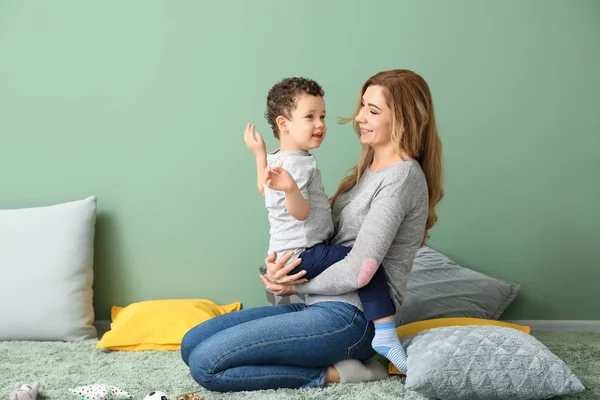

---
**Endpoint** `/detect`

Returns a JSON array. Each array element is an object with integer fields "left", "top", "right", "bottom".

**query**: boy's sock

[
  {"left": 333, "top": 359, "right": 389, "bottom": 383},
  {"left": 372, "top": 321, "right": 408, "bottom": 373}
]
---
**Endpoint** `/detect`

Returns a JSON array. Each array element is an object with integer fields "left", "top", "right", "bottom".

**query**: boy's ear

[{"left": 276, "top": 115, "right": 288, "bottom": 134}]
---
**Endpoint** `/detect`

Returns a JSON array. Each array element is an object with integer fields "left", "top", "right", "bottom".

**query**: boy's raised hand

[
  {"left": 264, "top": 166, "right": 298, "bottom": 193},
  {"left": 244, "top": 123, "right": 266, "bottom": 156}
]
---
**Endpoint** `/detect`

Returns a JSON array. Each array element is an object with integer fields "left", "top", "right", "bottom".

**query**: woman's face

[{"left": 355, "top": 85, "right": 393, "bottom": 148}]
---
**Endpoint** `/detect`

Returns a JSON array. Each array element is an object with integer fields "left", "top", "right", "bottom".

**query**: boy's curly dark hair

[{"left": 265, "top": 77, "right": 324, "bottom": 139}]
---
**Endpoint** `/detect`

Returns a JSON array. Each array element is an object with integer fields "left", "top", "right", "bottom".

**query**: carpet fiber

[{"left": 1, "top": 332, "right": 598, "bottom": 399}]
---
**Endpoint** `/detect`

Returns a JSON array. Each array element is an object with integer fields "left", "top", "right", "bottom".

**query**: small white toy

[
  {"left": 10, "top": 381, "right": 40, "bottom": 400},
  {"left": 144, "top": 391, "right": 168, "bottom": 400},
  {"left": 70, "top": 384, "right": 133, "bottom": 400}
]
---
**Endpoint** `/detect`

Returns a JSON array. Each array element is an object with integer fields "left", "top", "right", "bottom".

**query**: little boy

[{"left": 243, "top": 77, "right": 407, "bottom": 373}]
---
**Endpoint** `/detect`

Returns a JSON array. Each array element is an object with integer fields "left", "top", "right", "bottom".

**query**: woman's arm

[{"left": 296, "top": 184, "right": 407, "bottom": 295}]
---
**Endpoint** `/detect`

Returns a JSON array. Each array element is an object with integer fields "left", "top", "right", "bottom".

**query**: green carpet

[{"left": 1, "top": 332, "right": 598, "bottom": 399}]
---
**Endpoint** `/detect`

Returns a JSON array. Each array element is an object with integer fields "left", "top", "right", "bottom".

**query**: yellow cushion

[
  {"left": 96, "top": 299, "right": 242, "bottom": 351},
  {"left": 389, "top": 318, "right": 531, "bottom": 375}
]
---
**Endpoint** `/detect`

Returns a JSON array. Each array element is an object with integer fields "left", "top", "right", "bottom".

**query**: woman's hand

[
  {"left": 264, "top": 251, "right": 307, "bottom": 285},
  {"left": 259, "top": 274, "right": 299, "bottom": 296}
]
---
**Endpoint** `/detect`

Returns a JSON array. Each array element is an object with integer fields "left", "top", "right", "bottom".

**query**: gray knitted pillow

[
  {"left": 395, "top": 246, "right": 520, "bottom": 326},
  {"left": 404, "top": 325, "right": 585, "bottom": 400}
]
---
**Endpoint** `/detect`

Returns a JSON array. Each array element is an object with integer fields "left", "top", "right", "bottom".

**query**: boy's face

[{"left": 279, "top": 94, "right": 327, "bottom": 151}]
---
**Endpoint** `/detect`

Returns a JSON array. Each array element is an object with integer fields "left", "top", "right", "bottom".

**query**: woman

[{"left": 181, "top": 69, "right": 444, "bottom": 392}]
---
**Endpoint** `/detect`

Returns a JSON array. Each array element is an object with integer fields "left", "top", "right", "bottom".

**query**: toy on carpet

[
  {"left": 70, "top": 384, "right": 133, "bottom": 400},
  {"left": 10, "top": 381, "right": 40, "bottom": 400},
  {"left": 143, "top": 389, "right": 204, "bottom": 400},
  {"left": 168, "top": 389, "right": 204, "bottom": 400},
  {"left": 144, "top": 391, "right": 167, "bottom": 400}
]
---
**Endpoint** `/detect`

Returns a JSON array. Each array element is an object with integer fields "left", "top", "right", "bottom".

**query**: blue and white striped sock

[{"left": 372, "top": 321, "right": 408, "bottom": 373}]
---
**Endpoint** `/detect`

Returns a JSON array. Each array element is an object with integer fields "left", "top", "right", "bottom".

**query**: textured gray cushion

[
  {"left": 0, "top": 197, "right": 97, "bottom": 341},
  {"left": 395, "top": 246, "right": 520, "bottom": 326},
  {"left": 404, "top": 325, "right": 585, "bottom": 400}
]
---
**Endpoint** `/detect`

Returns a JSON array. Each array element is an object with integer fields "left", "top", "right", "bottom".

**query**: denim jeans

[
  {"left": 289, "top": 243, "right": 397, "bottom": 320},
  {"left": 181, "top": 301, "right": 375, "bottom": 392}
]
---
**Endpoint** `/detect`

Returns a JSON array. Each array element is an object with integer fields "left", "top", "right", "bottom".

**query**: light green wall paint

[{"left": 1, "top": 1, "right": 598, "bottom": 320}]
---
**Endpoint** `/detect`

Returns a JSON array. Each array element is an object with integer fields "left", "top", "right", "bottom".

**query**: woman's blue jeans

[{"left": 181, "top": 301, "right": 375, "bottom": 392}]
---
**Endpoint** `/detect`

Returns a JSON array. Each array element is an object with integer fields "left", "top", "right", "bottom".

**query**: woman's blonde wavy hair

[{"left": 331, "top": 69, "right": 444, "bottom": 243}]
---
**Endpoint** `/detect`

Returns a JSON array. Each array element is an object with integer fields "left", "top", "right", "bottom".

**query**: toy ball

[{"left": 144, "top": 391, "right": 168, "bottom": 400}]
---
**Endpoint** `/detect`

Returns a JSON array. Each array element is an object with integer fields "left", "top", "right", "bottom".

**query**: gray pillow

[
  {"left": 395, "top": 246, "right": 520, "bottom": 326},
  {"left": 0, "top": 197, "right": 97, "bottom": 341},
  {"left": 404, "top": 325, "right": 585, "bottom": 400}
]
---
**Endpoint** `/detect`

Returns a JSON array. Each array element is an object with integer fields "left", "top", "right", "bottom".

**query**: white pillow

[{"left": 0, "top": 197, "right": 97, "bottom": 341}]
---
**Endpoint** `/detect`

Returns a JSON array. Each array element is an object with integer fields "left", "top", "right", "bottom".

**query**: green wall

[{"left": 1, "top": 1, "right": 598, "bottom": 321}]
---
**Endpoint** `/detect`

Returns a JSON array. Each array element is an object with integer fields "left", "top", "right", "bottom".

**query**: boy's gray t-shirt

[{"left": 265, "top": 150, "right": 334, "bottom": 258}]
